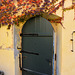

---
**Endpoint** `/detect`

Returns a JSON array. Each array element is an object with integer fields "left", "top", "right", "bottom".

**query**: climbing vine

[{"left": 0, "top": 0, "right": 65, "bottom": 28}]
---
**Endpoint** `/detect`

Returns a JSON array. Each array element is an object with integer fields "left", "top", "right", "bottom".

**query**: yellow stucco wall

[
  {"left": 0, "top": 26, "right": 13, "bottom": 48},
  {"left": 0, "top": 50, "right": 15, "bottom": 75},
  {"left": 59, "top": 0, "right": 75, "bottom": 75},
  {"left": 61, "top": 9, "right": 75, "bottom": 75},
  {"left": 55, "top": 0, "right": 75, "bottom": 75},
  {"left": 0, "top": 26, "right": 15, "bottom": 75}
]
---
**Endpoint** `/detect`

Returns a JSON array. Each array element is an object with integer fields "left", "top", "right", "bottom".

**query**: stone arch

[
  {"left": 15, "top": 12, "right": 62, "bottom": 75},
  {"left": 20, "top": 12, "right": 61, "bottom": 32},
  {"left": 22, "top": 15, "right": 54, "bottom": 75},
  {"left": 19, "top": 12, "right": 61, "bottom": 74}
]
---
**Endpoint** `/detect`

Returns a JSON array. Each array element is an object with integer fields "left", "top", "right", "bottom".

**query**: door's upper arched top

[
  {"left": 22, "top": 12, "right": 62, "bottom": 23},
  {"left": 22, "top": 16, "right": 53, "bottom": 35},
  {"left": 20, "top": 12, "right": 62, "bottom": 32}
]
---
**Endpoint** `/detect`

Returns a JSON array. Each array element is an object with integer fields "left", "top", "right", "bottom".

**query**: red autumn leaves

[
  {"left": 0, "top": 0, "right": 63, "bottom": 26},
  {"left": 0, "top": 0, "right": 43, "bottom": 25}
]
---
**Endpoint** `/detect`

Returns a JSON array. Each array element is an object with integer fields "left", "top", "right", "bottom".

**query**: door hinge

[
  {"left": 20, "top": 51, "right": 39, "bottom": 55},
  {"left": 19, "top": 54, "right": 22, "bottom": 70},
  {"left": 55, "top": 54, "right": 56, "bottom": 61},
  {"left": 20, "top": 33, "right": 53, "bottom": 37}
]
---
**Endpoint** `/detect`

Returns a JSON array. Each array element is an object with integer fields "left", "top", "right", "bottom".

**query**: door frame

[
  {"left": 21, "top": 16, "right": 54, "bottom": 75},
  {"left": 15, "top": 13, "right": 60, "bottom": 75},
  {"left": 20, "top": 20, "right": 57, "bottom": 75}
]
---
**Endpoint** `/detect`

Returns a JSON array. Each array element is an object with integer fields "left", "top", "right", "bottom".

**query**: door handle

[{"left": 19, "top": 54, "right": 22, "bottom": 70}]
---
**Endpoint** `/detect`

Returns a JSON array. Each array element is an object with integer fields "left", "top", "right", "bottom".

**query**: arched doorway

[{"left": 21, "top": 16, "right": 54, "bottom": 75}]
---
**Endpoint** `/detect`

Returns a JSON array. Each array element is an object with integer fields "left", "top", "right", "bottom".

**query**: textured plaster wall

[
  {"left": 59, "top": 0, "right": 75, "bottom": 75},
  {"left": 55, "top": 0, "right": 75, "bottom": 75},
  {"left": 0, "top": 26, "right": 13, "bottom": 49},
  {"left": 0, "top": 26, "right": 15, "bottom": 75},
  {"left": 0, "top": 50, "right": 15, "bottom": 75},
  {"left": 61, "top": 9, "right": 75, "bottom": 75}
]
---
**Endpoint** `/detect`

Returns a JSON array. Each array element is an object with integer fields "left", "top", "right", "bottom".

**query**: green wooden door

[{"left": 22, "top": 16, "right": 53, "bottom": 75}]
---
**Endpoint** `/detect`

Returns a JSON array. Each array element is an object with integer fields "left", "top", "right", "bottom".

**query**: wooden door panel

[{"left": 22, "top": 16, "right": 53, "bottom": 75}]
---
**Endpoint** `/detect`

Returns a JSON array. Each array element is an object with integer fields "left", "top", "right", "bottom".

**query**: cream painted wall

[
  {"left": 55, "top": 0, "right": 75, "bottom": 75},
  {"left": 58, "top": 0, "right": 75, "bottom": 75},
  {"left": 0, "top": 26, "right": 15, "bottom": 75},
  {"left": 0, "top": 50, "right": 15, "bottom": 75},
  {"left": 0, "top": 26, "right": 13, "bottom": 48},
  {"left": 61, "top": 9, "right": 75, "bottom": 75}
]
